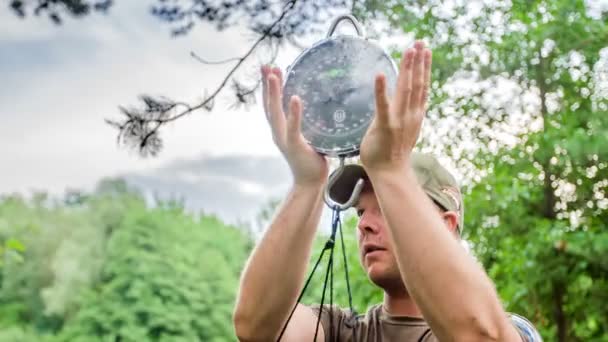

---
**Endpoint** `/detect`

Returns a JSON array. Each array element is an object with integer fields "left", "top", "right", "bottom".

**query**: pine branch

[{"left": 107, "top": 0, "right": 297, "bottom": 157}]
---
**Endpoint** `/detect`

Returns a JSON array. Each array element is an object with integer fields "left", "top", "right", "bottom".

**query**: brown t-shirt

[
  {"left": 311, "top": 304, "right": 540, "bottom": 341},
  {"left": 311, "top": 304, "right": 438, "bottom": 342}
]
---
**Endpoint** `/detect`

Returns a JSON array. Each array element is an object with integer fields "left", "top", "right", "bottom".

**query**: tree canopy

[{"left": 0, "top": 179, "right": 253, "bottom": 341}]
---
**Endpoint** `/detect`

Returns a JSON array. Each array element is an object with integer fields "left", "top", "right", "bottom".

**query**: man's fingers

[
  {"left": 410, "top": 41, "right": 426, "bottom": 110},
  {"left": 420, "top": 49, "right": 433, "bottom": 110},
  {"left": 393, "top": 48, "right": 416, "bottom": 116},
  {"left": 374, "top": 73, "right": 390, "bottom": 125},
  {"left": 286, "top": 95, "right": 303, "bottom": 143},
  {"left": 268, "top": 74, "right": 283, "bottom": 118},
  {"left": 267, "top": 73, "right": 286, "bottom": 145},
  {"left": 272, "top": 66, "right": 284, "bottom": 94},
  {"left": 261, "top": 65, "right": 271, "bottom": 118},
  {"left": 261, "top": 65, "right": 283, "bottom": 119}
]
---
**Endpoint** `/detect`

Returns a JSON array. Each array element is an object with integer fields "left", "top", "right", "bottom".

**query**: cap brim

[{"left": 328, "top": 164, "right": 368, "bottom": 205}]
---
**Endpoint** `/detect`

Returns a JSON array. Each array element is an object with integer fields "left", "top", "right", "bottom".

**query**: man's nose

[{"left": 357, "top": 211, "right": 378, "bottom": 235}]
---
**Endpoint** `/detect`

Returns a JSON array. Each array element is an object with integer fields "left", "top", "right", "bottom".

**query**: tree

[
  {"left": 57, "top": 205, "right": 251, "bottom": 341},
  {"left": 374, "top": 1, "right": 608, "bottom": 340},
  {"left": 0, "top": 180, "right": 145, "bottom": 336},
  {"left": 9, "top": 0, "right": 112, "bottom": 24},
  {"left": 0, "top": 178, "right": 254, "bottom": 341},
  {"left": 465, "top": 139, "right": 608, "bottom": 341}
]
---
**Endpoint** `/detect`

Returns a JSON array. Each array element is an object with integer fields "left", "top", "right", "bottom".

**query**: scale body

[{"left": 282, "top": 16, "right": 398, "bottom": 159}]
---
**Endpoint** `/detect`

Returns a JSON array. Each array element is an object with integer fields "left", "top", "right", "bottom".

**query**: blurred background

[{"left": 1, "top": 0, "right": 607, "bottom": 341}]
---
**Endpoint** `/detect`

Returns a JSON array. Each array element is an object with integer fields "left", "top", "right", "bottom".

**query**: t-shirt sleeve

[
  {"left": 309, "top": 304, "right": 356, "bottom": 342},
  {"left": 401, "top": 313, "right": 541, "bottom": 342},
  {"left": 508, "top": 313, "right": 543, "bottom": 341}
]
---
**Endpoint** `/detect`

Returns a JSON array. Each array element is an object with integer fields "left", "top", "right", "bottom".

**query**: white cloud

[
  {"left": 122, "top": 153, "right": 292, "bottom": 224},
  {"left": 0, "top": 1, "right": 293, "bottom": 195}
]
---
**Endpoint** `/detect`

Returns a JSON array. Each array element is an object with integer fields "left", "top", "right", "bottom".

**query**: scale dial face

[{"left": 282, "top": 35, "right": 398, "bottom": 157}]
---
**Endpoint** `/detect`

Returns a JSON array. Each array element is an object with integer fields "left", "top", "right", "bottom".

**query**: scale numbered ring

[{"left": 282, "top": 34, "right": 398, "bottom": 157}]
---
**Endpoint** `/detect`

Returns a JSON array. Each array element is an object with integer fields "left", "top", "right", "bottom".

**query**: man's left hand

[{"left": 360, "top": 40, "right": 432, "bottom": 172}]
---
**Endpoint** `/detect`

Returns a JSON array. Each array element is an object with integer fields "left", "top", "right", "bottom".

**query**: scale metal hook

[{"left": 323, "top": 157, "right": 365, "bottom": 211}]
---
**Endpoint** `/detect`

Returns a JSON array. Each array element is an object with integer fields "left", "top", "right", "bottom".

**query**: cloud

[
  {"left": 159, "top": 154, "right": 291, "bottom": 187},
  {"left": 0, "top": 1, "right": 284, "bottom": 195},
  {"left": 122, "top": 153, "right": 340, "bottom": 233},
  {"left": 123, "top": 154, "right": 292, "bottom": 224}
]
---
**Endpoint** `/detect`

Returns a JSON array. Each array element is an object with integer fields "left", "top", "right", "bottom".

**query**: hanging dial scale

[{"left": 282, "top": 15, "right": 398, "bottom": 159}]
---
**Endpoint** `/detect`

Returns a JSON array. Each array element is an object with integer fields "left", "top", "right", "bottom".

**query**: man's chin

[
  {"left": 366, "top": 265, "right": 403, "bottom": 291},
  {"left": 366, "top": 266, "right": 390, "bottom": 285}
]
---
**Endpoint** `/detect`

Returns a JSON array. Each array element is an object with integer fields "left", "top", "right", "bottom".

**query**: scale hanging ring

[{"left": 326, "top": 14, "right": 365, "bottom": 38}]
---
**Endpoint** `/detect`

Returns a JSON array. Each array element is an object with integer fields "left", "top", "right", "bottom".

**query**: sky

[
  {"left": 0, "top": 2, "right": 311, "bottom": 225},
  {"left": 0, "top": 2, "right": 409, "bottom": 227}
]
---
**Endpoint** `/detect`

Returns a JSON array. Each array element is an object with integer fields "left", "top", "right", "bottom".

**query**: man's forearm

[
  {"left": 368, "top": 164, "right": 519, "bottom": 341},
  {"left": 233, "top": 182, "right": 325, "bottom": 341}
]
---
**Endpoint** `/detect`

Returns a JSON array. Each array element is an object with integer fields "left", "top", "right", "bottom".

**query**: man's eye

[{"left": 357, "top": 209, "right": 364, "bottom": 217}]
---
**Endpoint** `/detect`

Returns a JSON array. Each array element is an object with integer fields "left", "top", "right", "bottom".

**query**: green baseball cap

[{"left": 328, "top": 152, "right": 464, "bottom": 232}]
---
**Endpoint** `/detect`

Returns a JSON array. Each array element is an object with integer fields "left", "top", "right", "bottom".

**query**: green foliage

[
  {"left": 0, "top": 237, "right": 25, "bottom": 269},
  {"left": 0, "top": 178, "right": 252, "bottom": 341},
  {"left": 373, "top": 1, "right": 608, "bottom": 340},
  {"left": 464, "top": 139, "right": 608, "bottom": 341}
]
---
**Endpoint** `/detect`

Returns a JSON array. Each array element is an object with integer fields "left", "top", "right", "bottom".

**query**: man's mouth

[{"left": 363, "top": 244, "right": 386, "bottom": 256}]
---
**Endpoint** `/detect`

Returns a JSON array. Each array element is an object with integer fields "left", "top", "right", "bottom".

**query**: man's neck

[{"left": 383, "top": 290, "right": 423, "bottom": 318}]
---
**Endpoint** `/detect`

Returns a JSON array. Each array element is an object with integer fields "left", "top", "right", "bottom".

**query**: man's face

[
  {"left": 354, "top": 187, "right": 403, "bottom": 290},
  {"left": 354, "top": 185, "right": 459, "bottom": 292}
]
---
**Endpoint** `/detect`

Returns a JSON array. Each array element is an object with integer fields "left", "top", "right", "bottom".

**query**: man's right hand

[{"left": 262, "top": 65, "right": 329, "bottom": 188}]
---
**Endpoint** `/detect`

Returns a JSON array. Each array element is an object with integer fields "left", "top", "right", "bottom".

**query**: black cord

[
  {"left": 317, "top": 207, "right": 339, "bottom": 341},
  {"left": 417, "top": 328, "right": 432, "bottom": 342},
  {"left": 329, "top": 207, "right": 336, "bottom": 341},
  {"left": 329, "top": 227, "right": 335, "bottom": 341},
  {"left": 277, "top": 243, "right": 331, "bottom": 341},
  {"left": 314, "top": 243, "right": 334, "bottom": 341},
  {"left": 277, "top": 206, "right": 357, "bottom": 342},
  {"left": 338, "top": 213, "right": 358, "bottom": 341}
]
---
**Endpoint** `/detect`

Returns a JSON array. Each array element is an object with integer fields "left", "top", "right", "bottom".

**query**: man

[{"left": 233, "top": 41, "right": 540, "bottom": 341}]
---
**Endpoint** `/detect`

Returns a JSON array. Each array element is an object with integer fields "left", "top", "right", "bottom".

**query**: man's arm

[
  {"left": 233, "top": 183, "right": 326, "bottom": 341},
  {"left": 233, "top": 66, "right": 327, "bottom": 341},
  {"left": 368, "top": 166, "right": 520, "bottom": 341},
  {"left": 360, "top": 41, "right": 521, "bottom": 341}
]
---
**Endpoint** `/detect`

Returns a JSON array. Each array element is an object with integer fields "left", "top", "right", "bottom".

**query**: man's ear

[{"left": 442, "top": 211, "right": 459, "bottom": 235}]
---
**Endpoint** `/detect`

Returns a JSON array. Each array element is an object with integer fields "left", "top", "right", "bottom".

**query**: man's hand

[
  {"left": 360, "top": 41, "right": 432, "bottom": 172},
  {"left": 262, "top": 65, "right": 329, "bottom": 187}
]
